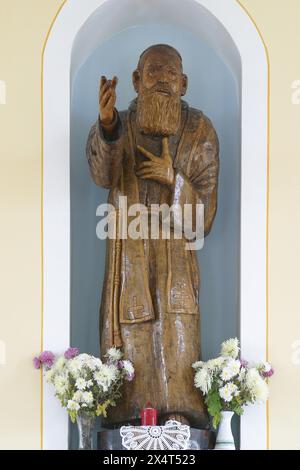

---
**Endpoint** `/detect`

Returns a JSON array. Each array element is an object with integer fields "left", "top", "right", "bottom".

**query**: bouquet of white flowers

[
  {"left": 34, "top": 347, "right": 134, "bottom": 423},
  {"left": 193, "top": 338, "right": 274, "bottom": 428}
]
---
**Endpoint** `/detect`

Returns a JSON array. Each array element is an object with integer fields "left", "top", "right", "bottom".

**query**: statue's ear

[
  {"left": 132, "top": 69, "right": 140, "bottom": 93},
  {"left": 181, "top": 74, "right": 188, "bottom": 96}
]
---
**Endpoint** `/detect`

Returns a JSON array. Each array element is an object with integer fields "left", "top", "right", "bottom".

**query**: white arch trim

[{"left": 43, "top": 0, "right": 268, "bottom": 450}]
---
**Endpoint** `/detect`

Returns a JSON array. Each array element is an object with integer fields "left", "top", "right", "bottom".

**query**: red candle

[{"left": 141, "top": 402, "right": 157, "bottom": 426}]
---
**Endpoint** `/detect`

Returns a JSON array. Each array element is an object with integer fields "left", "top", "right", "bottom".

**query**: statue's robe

[{"left": 86, "top": 99, "right": 219, "bottom": 428}]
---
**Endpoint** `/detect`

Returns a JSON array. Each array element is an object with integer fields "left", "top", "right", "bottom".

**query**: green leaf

[
  {"left": 233, "top": 405, "right": 244, "bottom": 416},
  {"left": 68, "top": 410, "right": 77, "bottom": 423},
  {"left": 206, "top": 390, "right": 222, "bottom": 429},
  {"left": 96, "top": 400, "right": 111, "bottom": 417}
]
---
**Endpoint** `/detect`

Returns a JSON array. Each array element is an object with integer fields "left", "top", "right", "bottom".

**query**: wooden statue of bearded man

[{"left": 86, "top": 44, "right": 219, "bottom": 428}]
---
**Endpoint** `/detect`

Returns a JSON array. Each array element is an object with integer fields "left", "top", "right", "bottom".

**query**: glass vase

[{"left": 76, "top": 412, "right": 95, "bottom": 450}]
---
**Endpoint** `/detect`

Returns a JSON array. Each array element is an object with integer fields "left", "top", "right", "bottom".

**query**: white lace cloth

[{"left": 120, "top": 420, "right": 190, "bottom": 450}]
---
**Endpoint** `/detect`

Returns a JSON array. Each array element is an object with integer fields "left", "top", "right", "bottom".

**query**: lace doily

[{"left": 120, "top": 420, "right": 190, "bottom": 450}]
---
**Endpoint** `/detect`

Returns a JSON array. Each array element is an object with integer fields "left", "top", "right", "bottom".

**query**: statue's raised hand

[{"left": 99, "top": 75, "right": 118, "bottom": 125}]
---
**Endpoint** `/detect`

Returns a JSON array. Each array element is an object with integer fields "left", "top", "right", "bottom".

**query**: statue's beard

[{"left": 136, "top": 90, "right": 181, "bottom": 136}]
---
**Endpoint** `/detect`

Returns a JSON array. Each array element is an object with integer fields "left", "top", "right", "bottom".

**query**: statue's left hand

[{"left": 136, "top": 138, "right": 174, "bottom": 187}]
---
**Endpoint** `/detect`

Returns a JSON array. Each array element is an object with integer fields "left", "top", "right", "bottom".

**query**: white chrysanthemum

[
  {"left": 94, "top": 364, "right": 118, "bottom": 391},
  {"left": 86, "top": 358, "right": 97, "bottom": 371},
  {"left": 227, "top": 382, "right": 240, "bottom": 397},
  {"left": 86, "top": 379, "right": 93, "bottom": 388},
  {"left": 81, "top": 391, "right": 94, "bottom": 406},
  {"left": 231, "top": 359, "right": 241, "bottom": 374},
  {"left": 107, "top": 347, "right": 123, "bottom": 362},
  {"left": 245, "top": 368, "right": 260, "bottom": 388},
  {"left": 194, "top": 368, "right": 212, "bottom": 394},
  {"left": 227, "top": 359, "right": 241, "bottom": 375},
  {"left": 94, "top": 379, "right": 108, "bottom": 392},
  {"left": 73, "top": 391, "right": 83, "bottom": 402},
  {"left": 221, "top": 338, "right": 240, "bottom": 359},
  {"left": 67, "top": 400, "right": 80, "bottom": 411},
  {"left": 192, "top": 361, "right": 205, "bottom": 370},
  {"left": 207, "top": 357, "right": 225, "bottom": 370},
  {"left": 75, "top": 378, "right": 87, "bottom": 391},
  {"left": 91, "top": 358, "right": 102, "bottom": 370},
  {"left": 74, "top": 354, "right": 96, "bottom": 371},
  {"left": 253, "top": 379, "right": 269, "bottom": 403},
  {"left": 121, "top": 360, "right": 134, "bottom": 375},
  {"left": 219, "top": 383, "right": 234, "bottom": 402},
  {"left": 220, "top": 366, "right": 235, "bottom": 382},
  {"left": 246, "top": 368, "right": 268, "bottom": 403},
  {"left": 54, "top": 356, "right": 66, "bottom": 371},
  {"left": 67, "top": 357, "right": 81, "bottom": 378},
  {"left": 54, "top": 375, "right": 68, "bottom": 394},
  {"left": 77, "top": 353, "right": 91, "bottom": 363}
]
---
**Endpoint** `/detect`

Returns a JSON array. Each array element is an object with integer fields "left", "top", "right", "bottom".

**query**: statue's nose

[
  {"left": 156, "top": 77, "right": 169, "bottom": 88},
  {"left": 157, "top": 69, "right": 169, "bottom": 83}
]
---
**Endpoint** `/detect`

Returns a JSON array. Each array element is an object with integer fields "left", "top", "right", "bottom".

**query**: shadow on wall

[{"left": 70, "top": 23, "right": 240, "bottom": 449}]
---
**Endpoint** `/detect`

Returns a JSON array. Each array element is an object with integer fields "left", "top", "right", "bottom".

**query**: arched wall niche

[
  {"left": 43, "top": 0, "right": 268, "bottom": 450},
  {"left": 70, "top": 0, "right": 242, "bottom": 84}
]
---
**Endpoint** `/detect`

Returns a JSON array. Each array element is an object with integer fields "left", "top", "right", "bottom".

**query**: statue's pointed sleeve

[
  {"left": 86, "top": 110, "right": 124, "bottom": 189},
  {"left": 170, "top": 114, "right": 219, "bottom": 237}
]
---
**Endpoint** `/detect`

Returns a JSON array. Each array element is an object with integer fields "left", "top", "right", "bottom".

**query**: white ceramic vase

[{"left": 214, "top": 411, "right": 235, "bottom": 450}]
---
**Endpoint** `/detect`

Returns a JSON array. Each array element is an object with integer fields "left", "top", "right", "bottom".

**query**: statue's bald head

[{"left": 137, "top": 44, "right": 183, "bottom": 73}]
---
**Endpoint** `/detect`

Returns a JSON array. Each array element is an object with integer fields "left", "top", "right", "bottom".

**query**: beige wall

[
  {"left": 0, "top": 0, "right": 64, "bottom": 450},
  {"left": 240, "top": 0, "right": 300, "bottom": 450},
  {"left": 0, "top": 0, "right": 299, "bottom": 450}
]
